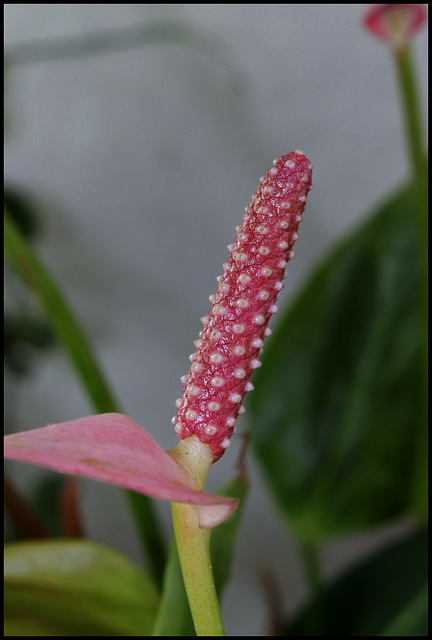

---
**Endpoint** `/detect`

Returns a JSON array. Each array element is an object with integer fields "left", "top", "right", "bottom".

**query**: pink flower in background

[
  {"left": 4, "top": 152, "right": 312, "bottom": 527},
  {"left": 364, "top": 4, "right": 427, "bottom": 51}
]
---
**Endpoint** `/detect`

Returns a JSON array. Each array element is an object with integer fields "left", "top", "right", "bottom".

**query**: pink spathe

[{"left": 4, "top": 413, "right": 237, "bottom": 528}]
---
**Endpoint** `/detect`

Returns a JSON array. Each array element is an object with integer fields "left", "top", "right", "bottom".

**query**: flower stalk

[
  {"left": 394, "top": 36, "right": 428, "bottom": 526},
  {"left": 364, "top": 3, "right": 428, "bottom": 522},
  {"left": 170, "top": 437, "right": 225, "bottom": 636}
]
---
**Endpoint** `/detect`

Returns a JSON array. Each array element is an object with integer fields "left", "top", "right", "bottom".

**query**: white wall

[{"left": 4, "top": 4, "right": 428, "bottom": 635}]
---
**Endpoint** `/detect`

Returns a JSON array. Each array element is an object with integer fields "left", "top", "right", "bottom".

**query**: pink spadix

[{"left": 174, "top": 151, "right": 312, "bottom": 460}]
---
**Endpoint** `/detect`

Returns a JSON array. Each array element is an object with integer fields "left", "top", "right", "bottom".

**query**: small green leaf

[
  {"left": 282, "top": 528, "right": 427, "bottom": 636},
  {"left": 247, "top": 186, "right": 424, "bottom": 542},
  {"left": 4, "top": 539, "right": 159, "bottom": 636}
]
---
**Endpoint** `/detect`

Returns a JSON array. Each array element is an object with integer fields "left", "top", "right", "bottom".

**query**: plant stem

[
  {"left": 394, "top": 47, "right": 426, "bottom": 178},
  {"left": 393, "top": 46, "right": 428, "bottom": 523},
  {"left": 170, "top": 437, "right": 225, "bottom": 636},
  {"left": 4, "top": 210, "right": 166, "bottom": 585},
  {"left": 394, "top": 45, "right": 427, "bottom": 295}
]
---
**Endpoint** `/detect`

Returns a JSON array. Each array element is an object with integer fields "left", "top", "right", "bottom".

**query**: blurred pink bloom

[{"left": 364, "top": 4, "right": 427, "bottom": 51}]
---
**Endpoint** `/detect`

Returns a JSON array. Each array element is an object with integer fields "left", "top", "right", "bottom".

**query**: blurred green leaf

[
  {"left": 4, "top": 539, "right": 159, "bottom": 636},
  {"left": 4, "top": 210, "right": 119, "bottom": 413},
  {"left": 282, "top": 528, "right": 427, "bottom": 636},
  {"left": 4, "top": 211, "right": 166, "bottom": 586},
  {"left": 152, "top": 470, "right": 248, "bottom": 636},
  {"left": 151, "top": 542, "right": 195, "bottom": 637},
  {"left": 247, "top": 185, "right": 424, "bottom": 542},
  {"left": 380, "top": 582, "right": 428, "bottom": 636}
]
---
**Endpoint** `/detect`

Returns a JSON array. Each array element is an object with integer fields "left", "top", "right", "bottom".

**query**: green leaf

[
  {"left": 151, "top": 542, "right": 195, "bottom": 636},
  {"left": 247, "top": 186, "right": 424, "bottom": 542},
  {"left": 152, "top": 471, "right": 248, "bottom": 636},
  {"left": 4, "top": 539, "right": 159, "bottom": 636},
  {"left": 380, "top": 582, "right": 428, "bottom": 636},
  {"left": 282, "top": 528, "right": 428, "bottom": 636}
]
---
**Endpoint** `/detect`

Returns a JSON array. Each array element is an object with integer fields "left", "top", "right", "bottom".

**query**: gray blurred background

[{"left": 4, "top": 4, "right": 428, "bottom": 635}]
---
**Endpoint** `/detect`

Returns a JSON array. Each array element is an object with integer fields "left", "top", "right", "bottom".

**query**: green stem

[
  {"left": 170, "top": 437, "right": 225, "bottom": 636},
  {"left": 393, "top": 46, "right": 428, "bottom": 523},
  {"left": 394, "top": 45, "right": 427, "bottom": 289},
  {"left": 394, "top": 47, "right": 425, "bottom": 178},
  {"left": 4, "top": 210, "right": 166, "bottom": 585}
]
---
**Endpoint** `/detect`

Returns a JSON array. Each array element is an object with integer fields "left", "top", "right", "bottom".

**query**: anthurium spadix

[{"left": 4, "top": 151, "right": 313, "bottom": 530}]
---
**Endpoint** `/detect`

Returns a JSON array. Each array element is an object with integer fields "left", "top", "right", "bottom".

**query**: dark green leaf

[
  {"left": 247, "top": 186, "right": 423, "bottom": 542},
  {"left": 282, "top": 528, "right": 427, "bottom": 636},
  {"left": 4, "top": 539, "right": 159, "bottom": 636}
]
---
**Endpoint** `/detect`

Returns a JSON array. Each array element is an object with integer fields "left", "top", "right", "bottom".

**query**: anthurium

[
  {"left": 364, "top": 4, "right": 427, "bottom": 52},
  {"left": 4, "top": 150, "right": 313, "bottom": 634}
]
